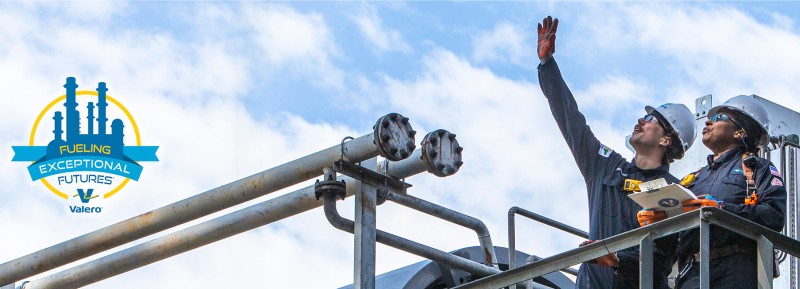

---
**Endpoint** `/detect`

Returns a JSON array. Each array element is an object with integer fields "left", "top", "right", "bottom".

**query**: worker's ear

[
  {"left": 734, "top": 129, "right": 747, "bottom": 140},
  {"left": 659, "top": 136, "right": 672, "bottom": 147}
]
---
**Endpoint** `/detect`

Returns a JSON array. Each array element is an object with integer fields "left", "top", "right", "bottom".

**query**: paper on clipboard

[{"left": 628, "top": 178, "right": 697, "bottom": 217}]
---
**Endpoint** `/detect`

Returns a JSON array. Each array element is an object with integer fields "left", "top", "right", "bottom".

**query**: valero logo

[{"left": 12, "top": 77, "right": 159, "bottom": 213}]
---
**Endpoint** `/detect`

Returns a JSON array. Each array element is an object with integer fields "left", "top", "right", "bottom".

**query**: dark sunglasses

[
  {"left": 709, "top": 113, "right": 731, "bottom": 123},
  {"left": 709, "top": 112, "right": 743, "bottom": 128}
]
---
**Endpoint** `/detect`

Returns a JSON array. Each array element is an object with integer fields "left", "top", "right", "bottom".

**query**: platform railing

[{"left": 457, "top": 207, "right": 800, "bottom": 289}]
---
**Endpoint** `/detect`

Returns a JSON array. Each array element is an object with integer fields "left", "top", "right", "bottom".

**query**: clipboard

[{"left": 628, "top": 178, "right": 697, "bottom": 217}]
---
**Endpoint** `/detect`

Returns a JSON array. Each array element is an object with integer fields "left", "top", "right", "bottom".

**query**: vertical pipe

[
  {"left": 639, "top": 234, "right": 654, "bottom": 289},
  {"left": 792, "top": 148, "right": 799, "bottom": 289},
  {"left": 757, "top": 236, "right": 774, "bottom": 289},
  {"left": 700, "top": 215, "right": 710, "bottom": 289},
  {"left": 509, "top": 210, "right": 517, "bottom": 289},
  {"left": 353, "top": 158, "right": 378, "bottom": 289}
]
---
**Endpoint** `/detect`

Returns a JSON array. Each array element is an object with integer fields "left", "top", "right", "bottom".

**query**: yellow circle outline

[{"left": 29, "top": 91, "right": 141, "bottom": 199}]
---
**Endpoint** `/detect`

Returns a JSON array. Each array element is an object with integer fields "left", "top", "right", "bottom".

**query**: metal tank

[{"left": 339, "top": 246, "right": 574, "bottom": 289}]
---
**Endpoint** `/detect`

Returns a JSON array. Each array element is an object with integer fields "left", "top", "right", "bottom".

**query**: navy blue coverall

[
  {"left": 676, "top": 149, "right": 786, "bottom": 289},
  {"left": 539, "top": 58, "right": 676, "bottom": 289}
]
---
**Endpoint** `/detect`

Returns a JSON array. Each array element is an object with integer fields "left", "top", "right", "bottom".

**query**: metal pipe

[
  {"left": 384, "top": 191, "right": 498, "bottom": 267},
  {"left": 379, "top": 149, "right": 427, "bottom": 179},
  {"left": 507, "top": 207, "right": 588, "bottom": 271},
  {"left": 323, "top": 193, "right": 500, "bottom": 277},
  {"left": 21, "top": 146, "right": 442, "bottom": 288},
  {"left": 24, "top": 177, "right": 356, "bottom": 289},
  {"left": 0, "top": 133, "right": 383, "bottom": 285}
]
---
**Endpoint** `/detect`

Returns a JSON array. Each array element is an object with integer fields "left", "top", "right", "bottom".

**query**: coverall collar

[
  {"left": 705, "top": 148, "right": 743, "bottom": 169},
  {"left": 628, "top": 159, "right": 670, "bottom": 176}
]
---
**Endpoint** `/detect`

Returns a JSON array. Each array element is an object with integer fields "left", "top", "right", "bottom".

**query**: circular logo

[
  {"left": 12, "top": 77, "right": 158, "bottom": 210},
  {"left": 658, "top": 198, "right": 680, "bottom": 208}
]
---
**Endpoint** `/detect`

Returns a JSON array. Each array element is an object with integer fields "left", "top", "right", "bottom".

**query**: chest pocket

[
  {"left": 718, "top": 174, "right": 747, "bottom": 203},
  {"left": 600, "top": 171, "right": 626, "bottom": 218}
]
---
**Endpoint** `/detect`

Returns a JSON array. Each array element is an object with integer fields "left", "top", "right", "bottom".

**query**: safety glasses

[
  {"left": 709, "top": 113, "right": 731, "bottom": 123},
  {"left": 709, "top": 112, "right": 742, "bottom": 128},
  {"left": 643, "top": 114, "right": 659, "bottom": 124}
]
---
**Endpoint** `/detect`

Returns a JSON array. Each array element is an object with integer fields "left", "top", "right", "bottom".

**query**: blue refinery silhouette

[{"left": 45, "top": 77, "right": 129, "bottom": 162}]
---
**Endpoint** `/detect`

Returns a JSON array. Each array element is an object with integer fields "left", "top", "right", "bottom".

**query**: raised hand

[{"left": 537, "top": 16, "right": 559, "bottom": 62}]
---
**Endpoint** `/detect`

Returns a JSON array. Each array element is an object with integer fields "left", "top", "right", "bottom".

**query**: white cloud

[
  {"left": 246, "top": 4, "right": 345, "bottom": 90},
  {"left": 577, "top": 3, "right": 800, "bottom": 109},
  {"left": 380, "top": 49, "right": 590, "bottom": 257},
  {"left": 352, "top": 4, "right": 411, "bottom": 55},
  {"left": 472, "top": 22, "right": 535, "bottom": 67}
]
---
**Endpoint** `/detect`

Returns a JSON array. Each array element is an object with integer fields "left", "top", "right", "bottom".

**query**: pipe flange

[
  {"left": 315, "top": 178, "right": 346, "bottom": 200},
  {"left": 373, "top": 113, "right": 416, "bottom": 161},
  {"left": 421, "top": 129, "right": 463, "bottom": 177}
]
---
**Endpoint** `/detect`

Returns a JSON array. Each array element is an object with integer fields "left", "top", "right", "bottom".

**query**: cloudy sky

[{"left": 1, "top": 1, "right": 799, "bottom": 288}]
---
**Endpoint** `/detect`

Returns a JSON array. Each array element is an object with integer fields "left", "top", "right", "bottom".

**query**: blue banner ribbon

[
  {"left": 27, "top": 156, "right": 143, "bottom": 181},
  {"left": 12, "top": 146, "right": 159, "bottom": 162}
]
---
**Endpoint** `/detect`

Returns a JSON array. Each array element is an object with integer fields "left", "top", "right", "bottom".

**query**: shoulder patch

[
  {"left": 598, "top": 144, "right": 613, "bottom": 158},
  {"left": 731, "top": 168, "right": 743, "bottom": 175},
  {"left": 770, "top": 166, "right": 782, "bottom": 178},
  {"left": 772, "top": 177, "right": 784, "bottom": 187}
]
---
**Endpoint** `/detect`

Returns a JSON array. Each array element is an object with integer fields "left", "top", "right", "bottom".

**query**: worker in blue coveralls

[
  {"left": 640, "top": 95, "right": 786, "bottom": 289},
  {"left": 536, "top": 16, "right": 697, "bottom": 289}
]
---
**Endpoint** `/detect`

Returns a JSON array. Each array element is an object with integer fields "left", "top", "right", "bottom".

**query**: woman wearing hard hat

[{"left": 670, "top": 95, "right": 786, "bottom": 289}]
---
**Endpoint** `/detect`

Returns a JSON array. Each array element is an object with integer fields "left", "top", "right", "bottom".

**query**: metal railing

[
  {"left": 456, "top": 207, "right": 800, "bottom": 289},
  {"left": 507, "top": 206, "right": 588, "bottom": 277}
]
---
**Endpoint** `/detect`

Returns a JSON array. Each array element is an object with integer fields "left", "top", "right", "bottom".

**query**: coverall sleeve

[
  {"left": 722, "top": 159, "right": 786, "bottom": 231},
  {"left": 538, "top": 58, "right": 615, "bottom": 180}
]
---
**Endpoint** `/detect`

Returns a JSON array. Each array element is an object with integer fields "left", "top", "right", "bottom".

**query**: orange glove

[
  {"left": 579, "top": 240, "right": 618, "bottom": 267},
  {"left": 637, "top": 209, "right": 666, "bottom": 226},
  {"left": 682, "top": 195, "right": 723, "bottom": 212},
  {"left": 537, "top": 16, "right": 559, "bottom": 61}
]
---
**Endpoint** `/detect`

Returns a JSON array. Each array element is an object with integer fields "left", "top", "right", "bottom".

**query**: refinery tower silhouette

[{"left": 46, "top": 77, "right": 126, "bottom": 161}]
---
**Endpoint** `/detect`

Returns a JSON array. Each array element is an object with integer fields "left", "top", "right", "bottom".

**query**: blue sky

[{"left": 1, "top": 1, "right": 800, "bottom": 288}]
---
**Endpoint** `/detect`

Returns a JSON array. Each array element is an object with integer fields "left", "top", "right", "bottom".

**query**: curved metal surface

[{"left": 338, "top": 246, "right": 574, "bottom": 289}]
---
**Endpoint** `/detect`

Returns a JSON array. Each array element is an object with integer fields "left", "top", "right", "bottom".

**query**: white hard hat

[
  {"left": 645, "top": 103, "right": 697, "bottom": 159},
  {"left": 708, "top": 95, "right": 770, "bottom": 147}
]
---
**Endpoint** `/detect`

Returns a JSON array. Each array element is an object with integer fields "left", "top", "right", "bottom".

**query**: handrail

[
  {"left": 507, "top": 206, "right": 588, "bottom": 277},
  {"left": 458, "top": 207, "right": 800, "bottom": 289}
]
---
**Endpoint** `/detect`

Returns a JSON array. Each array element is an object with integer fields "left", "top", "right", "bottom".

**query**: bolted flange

[
  {"left": 421, "top": 129, "right": 463, "bottom": 177},
  {"left": 373, "top": 113, "right": 416, "bottom": 161},
  {"left": 314, "top": 177, "right": 347, "bottom": 200}
]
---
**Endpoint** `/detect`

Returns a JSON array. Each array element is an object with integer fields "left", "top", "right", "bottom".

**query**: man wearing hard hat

[
  {"left": 647, "top": 95, "right": 786, "bottom": 289},
  {"left": 536, "top": 16, "right": 697, "bottom": 289}
]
